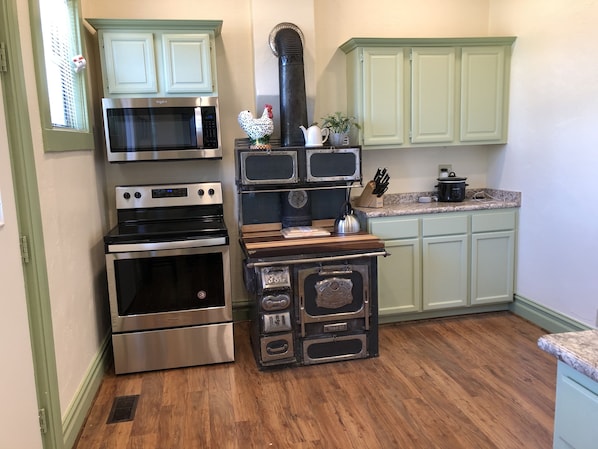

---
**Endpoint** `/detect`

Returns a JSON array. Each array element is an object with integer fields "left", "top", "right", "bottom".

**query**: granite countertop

[
  {"left": 353, "top": 188, "right": 521, "bottom": 218},
  {"left": 538, "top": 330, "right": 598, "bottom": 382}
]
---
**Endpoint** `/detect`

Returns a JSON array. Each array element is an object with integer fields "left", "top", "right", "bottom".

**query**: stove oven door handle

[
  {"left": 246, "top": 250, "right": 388, "bottom": 268},
  {"left": 364, "top": 290, "right": 370, "bottom": 331},
  {"left": 299, "top": 294, "right": 306, "bottom": 337}
]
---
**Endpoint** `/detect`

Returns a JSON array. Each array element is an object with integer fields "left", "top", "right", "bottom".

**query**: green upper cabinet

[
  {"left": 340, "top": 37, "right": 516, "bottom": 149},
  {"left": 102, "top": 32, "right": 158, "bottom": 95},
  {"left": 411, "top": 47, "right": 456, "bottom": 144},
  {"left": 87, "top": 19, "right": 222, "bottom": 98},
  {"left": 460, "top": 46, "right": 508, "bottom": 142},
  {"left": 162, "top": 33, "right": 213, "bottom": 94},
  {"left": 359, "top": 47, "right": 406, "bottom": 146}
]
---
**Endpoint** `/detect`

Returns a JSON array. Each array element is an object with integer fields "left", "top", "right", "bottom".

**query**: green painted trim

[
  {"left": 340, "top": 36, "right": 517, "bottom": 53},
  {"left": 510, "top": 295, "right": 592, "bottom": 333},
  {"left": 0, "top": 0, "right": 63, "bottom": 448},
  {"left": 28, "top": 0, "right": 94, "bottom": 152},
  {"left": 85, "top": 18, "right": 223, "bottom": 36},
  {"left": 233, "top": 301, "right": 251, "bottom": 322},
  {"left": 378, "top": 303, "right": 510, "bottom": 324},
  {"left": 62, "top": 332, "right": 111, "bottom": 449}
]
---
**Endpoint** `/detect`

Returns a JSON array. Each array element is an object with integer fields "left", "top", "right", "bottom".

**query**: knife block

[{"left": 356, "top": 181, "right": 384, "bottom": 208}]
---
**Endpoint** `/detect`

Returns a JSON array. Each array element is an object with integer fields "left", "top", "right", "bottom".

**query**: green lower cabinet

[
  {"left": 471, "top": 230, "right": 515, "bottom": 305},
  {"left": 378, "top": 238, "right": 421, "bottom": 314},
  {"left": 422, "top": 234, "right": 468, "bottom": 310},
  {"left": 553, "top": 361, "right": 598, "bottom": 449},
  {"left": 368, "top": 209, "right": 517, "bottom": 322}
]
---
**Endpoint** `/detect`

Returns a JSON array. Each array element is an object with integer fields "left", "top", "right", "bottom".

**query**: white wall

[
  {"left": 488, "top": 0, "right": 598, "bottom": 327},
  {"left": 0, "top": 78, "right": 44, "bottom": 449}
]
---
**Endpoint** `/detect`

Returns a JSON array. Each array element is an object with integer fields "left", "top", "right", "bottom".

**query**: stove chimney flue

[{"left": 270, "top": 23, "right": 308, "bottom": 147}]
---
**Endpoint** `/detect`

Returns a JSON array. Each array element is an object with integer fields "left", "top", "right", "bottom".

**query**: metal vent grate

[{"left": 106, "top": 395, "right": 139, "bottom": 424}]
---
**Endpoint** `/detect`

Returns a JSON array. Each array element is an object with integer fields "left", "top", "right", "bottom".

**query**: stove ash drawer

[
  {"left": 302, "top": 333, "right": 367, "bottom": 365},
  {"left": 260, "top": 333, "right": 295, "bottom": 364}
]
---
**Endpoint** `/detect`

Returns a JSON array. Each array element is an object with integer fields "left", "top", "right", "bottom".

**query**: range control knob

[
  {"left": 198, "top": 189, "right": 205, "bottom": 196},
  {"left": 134, "top": 191, "right": 142, "bottom": 199},
  {"left": 208, "top": 188, "right": 215, "bottom": 196},
  {"left": 123, "top": 192, "right": 131, "bottom": 200}
]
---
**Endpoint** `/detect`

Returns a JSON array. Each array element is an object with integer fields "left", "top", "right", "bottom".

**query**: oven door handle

[
  {"left": 107, "top": 236, "right": 228, "bottom": 253},
  {"left": 364, "top": 290, "right": 370, "bottom": 331},
  {"left": 246, "top": 250, "right": 388, "bottom": 268}
]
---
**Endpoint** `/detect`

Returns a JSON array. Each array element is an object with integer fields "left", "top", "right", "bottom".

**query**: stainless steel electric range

[{"left": 103, "top": 182, "right": 233, "bottom": 374}]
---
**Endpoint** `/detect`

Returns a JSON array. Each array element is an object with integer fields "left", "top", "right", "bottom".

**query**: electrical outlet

[{"left": 438, "top": 164, "right": 452, "bottom": 177}]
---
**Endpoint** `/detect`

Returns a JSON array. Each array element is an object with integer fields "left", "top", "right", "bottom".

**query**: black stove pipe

[{"left": 274, "top": 27, "right": 308, "bottom": 147}]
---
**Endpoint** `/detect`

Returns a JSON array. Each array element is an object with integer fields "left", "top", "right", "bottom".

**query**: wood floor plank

[{"left": 73, "top": 312, "right": 557, "bottom": 449}]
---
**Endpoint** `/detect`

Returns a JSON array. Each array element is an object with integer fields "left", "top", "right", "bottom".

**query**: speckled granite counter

[
  {"left": 353, "top": 188, "right": 521, "bottom": 218},
  {"left": 538, "top": 330, "right": 598, "bottom": 383}
]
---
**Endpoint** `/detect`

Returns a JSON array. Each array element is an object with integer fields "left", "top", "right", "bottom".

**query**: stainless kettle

[{"left": 335, "top": 201, "right": 361, "bottom": 234}]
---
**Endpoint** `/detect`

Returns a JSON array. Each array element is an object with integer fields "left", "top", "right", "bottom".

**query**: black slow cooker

[{"left": 435, "top": 172, "right": 468, "bottom": 202}]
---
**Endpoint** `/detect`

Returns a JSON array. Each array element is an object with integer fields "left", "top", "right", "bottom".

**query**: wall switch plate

[{"left": 438, "top": 164, "right": 452, "bottom": 177}]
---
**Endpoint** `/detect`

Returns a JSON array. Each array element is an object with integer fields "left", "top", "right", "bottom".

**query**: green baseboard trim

[
  {"left": 233, "top": 300, "right": 251, "bottom": 322},
  {"left": 510, "top": 295, "right": 591, "bottom": 333},
  {"left": 62, "top": 331, "right": 111, "bottom": 449}
]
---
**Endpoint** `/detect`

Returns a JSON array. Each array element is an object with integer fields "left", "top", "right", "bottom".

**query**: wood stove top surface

[{"left": 240, "top": 222, "right": 384, "bottom": 259}]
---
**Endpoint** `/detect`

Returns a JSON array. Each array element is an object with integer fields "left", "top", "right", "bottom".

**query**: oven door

[
  {"left": 297, "top": 264, "right": 370, "bottom": 336},
  {"left": 238, "top": 149, "right": 299, "bottom": 186},
  {"left": 106, "top": 245, "right": 231, "bottom": 332},
  {"left": 305, "top": 147, "right": 361, "bottom": 183}
]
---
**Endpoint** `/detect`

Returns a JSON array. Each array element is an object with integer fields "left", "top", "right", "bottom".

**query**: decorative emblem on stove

[
  {"left": 197, "top": 290, "right": 207, "bottom": 300},
  {"left": 315, "top": 277, "right": 353, "bottom": 309}
]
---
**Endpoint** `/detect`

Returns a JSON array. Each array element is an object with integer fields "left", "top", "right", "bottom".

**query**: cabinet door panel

[
  {"left": 471, "top": 231, "right": 514, "bottom": 305},
  {"left": 362, "top": 48, "right": 405, "bottom": 146},
  {"left": 103, "top": 32, "right": 157, "bottom": 94},
  {"left": 554, "top": 362, "right": 598, "bottom": 449},
  {"left": 378, "top": 238, "right": 421, "bottom": 315},
  {"left": 422, "top": 235, "right": 468, "bottom": 310},
  {"left": 411, "top": 48, "right": 456, "bottom": 144},
  {"left": 460, "top": 46, "right": 506, "bottom": 142},
  {"left": 162, "top": 33, "right": 213, "bottom": 93}
]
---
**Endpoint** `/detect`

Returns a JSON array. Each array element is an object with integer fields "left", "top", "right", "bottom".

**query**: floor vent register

[{"left": 106, "top": 395, "right": 139, "bottom": 424}]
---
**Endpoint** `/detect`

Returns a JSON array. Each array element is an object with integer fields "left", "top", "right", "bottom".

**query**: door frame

[{"left": 0, "top": 1, "right": 63, "bottom": 448}]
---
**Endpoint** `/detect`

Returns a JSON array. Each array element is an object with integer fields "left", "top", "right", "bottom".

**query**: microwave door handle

[{"left": 195, "top": 107, "right": 204, "bottom": 148}]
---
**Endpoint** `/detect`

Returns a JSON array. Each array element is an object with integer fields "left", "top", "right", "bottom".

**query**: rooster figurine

[{"left": 238, "top": 104, "right": 274, "bottom": 149}]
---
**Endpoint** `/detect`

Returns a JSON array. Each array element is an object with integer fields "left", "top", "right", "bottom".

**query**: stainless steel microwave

[
  {"left": 102, "top": 97, "right": 221, "bottom": 162},
  {"left": 236, "top": 144, "right": 361, "bottom": 187}
]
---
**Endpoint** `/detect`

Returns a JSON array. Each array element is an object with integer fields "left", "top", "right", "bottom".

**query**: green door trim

[{"left": 0, "top": 1, "right": 63, "bottom": 448}]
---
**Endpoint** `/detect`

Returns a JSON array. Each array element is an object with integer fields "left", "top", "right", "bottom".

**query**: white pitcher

[{"left": 299, "top": 125, "right": 329, "bottom": 147}]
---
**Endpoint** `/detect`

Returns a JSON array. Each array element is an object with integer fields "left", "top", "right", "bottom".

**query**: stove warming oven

[{"left": 104, "top": 182, "right": 233, "bottom": 374}]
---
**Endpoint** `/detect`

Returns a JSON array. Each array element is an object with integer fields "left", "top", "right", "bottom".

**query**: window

[{"left": 30, "top": 0, "right": 93, "bottom": 151}]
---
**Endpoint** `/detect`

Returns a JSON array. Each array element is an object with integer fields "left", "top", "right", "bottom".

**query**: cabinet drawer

[
  {"left": 369, "top": 217, "right": 419, "bottom": 239},
  {"left": 472, "top": 210, "right": 516, "bottom": 233},
  {"left": 422, "top": 215, "right": 467, "bottom": 236}
]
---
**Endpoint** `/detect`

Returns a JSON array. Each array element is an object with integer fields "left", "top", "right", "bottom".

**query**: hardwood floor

[{"left": 73, "top": 312, "right": 557, "bottom": 449}]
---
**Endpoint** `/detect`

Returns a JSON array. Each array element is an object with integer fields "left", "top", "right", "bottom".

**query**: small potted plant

[{"left": 320, "top": 112, "right": 361, "bottom": 146}]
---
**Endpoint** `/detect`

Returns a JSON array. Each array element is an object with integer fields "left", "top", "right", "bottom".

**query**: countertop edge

[{"left": 538, "top": 330, "right": 598, "bottom": 383}]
